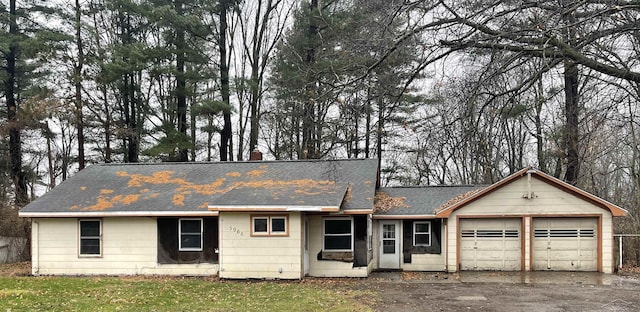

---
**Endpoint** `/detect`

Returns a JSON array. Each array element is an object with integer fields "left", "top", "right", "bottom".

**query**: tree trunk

[
  {"left": 563, "top": 60, "right": 580, "bottom": 185},
  {"left": 535, "top": 78, "right": 546, "bottom": 173},
  {"left": 219, "top": 0, "right": 232, "bottom": 161},
  {"left": 103, "top": 84, "right": 112, "bottom": 163},
  {"left": 6, "top": 0, "right": 28, "bottom": 205},
  {"left": 46, "top": 122, "right": 55, "bottom": 189},
  {"left": 121, "top": 12, "right": 138, "bottom": 163},
  {"left": 75, "top": 0, "right": 85, "bottom": 170},
  {"left": 175, "top": 0, "right": 188, "bottom": 162},
  {"left": 301, "top": 0, "right": 318, "bottom": 160}
]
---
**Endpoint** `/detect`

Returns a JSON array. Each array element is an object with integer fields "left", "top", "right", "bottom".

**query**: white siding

[
  {"left": 307, "top": 215, "right": 369, "bottom": 277},
  {"left": 445, "top": 177, "right": 616, "bottom": 273},
  {"left": 372, "top": 220, "right": 445, "bottom": 272},
  {"left": 219, "top": 212, "right": 302, "bottom": 279},
  {"left": 402, "top": 254, "right": 445, "bottom": 271},
  {"left": 32, "top": 218, "right": 217, "bottom": 276}
]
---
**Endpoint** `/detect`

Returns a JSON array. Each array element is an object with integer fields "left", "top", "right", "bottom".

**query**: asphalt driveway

[{"left": 355, "top": 271, "right": 640, "bottom": 312}]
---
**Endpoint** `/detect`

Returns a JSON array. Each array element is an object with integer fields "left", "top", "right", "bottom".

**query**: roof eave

[
  {"left": 19, "top": 211, "right": 220, "bottom": 218},
  {"left": 208, "top": 205, "right": 340, "bottom": 212},
  {"left": 435, "top": 167, "right": 629, "bottom": 218},
  {"left": 373, "top": 214, "right": 438, "bottom": 219}
]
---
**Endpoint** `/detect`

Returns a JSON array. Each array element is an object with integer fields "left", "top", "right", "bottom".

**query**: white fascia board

[
  {"left": 18, "top": 211, "right": 220, "bottom": 218},
  {"left": 208, "top": 205, "right": 340, "bottom": 212},
  {"left": 372, "top": 214, "right": 438, "bottom": 219}
]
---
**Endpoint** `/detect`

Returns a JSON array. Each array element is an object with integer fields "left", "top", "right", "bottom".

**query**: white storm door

[{"left": 379, "top": 221, "right": 401, "bottom": 269}]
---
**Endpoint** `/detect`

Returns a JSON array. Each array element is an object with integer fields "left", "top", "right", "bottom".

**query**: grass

[{"left": 0, "top": 275, "right": 373, "bottom": 311}]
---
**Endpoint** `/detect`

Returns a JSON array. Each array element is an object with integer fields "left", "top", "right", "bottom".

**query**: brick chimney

[{"left": 249, "top": 149, "right": 263, "bottom": 161}]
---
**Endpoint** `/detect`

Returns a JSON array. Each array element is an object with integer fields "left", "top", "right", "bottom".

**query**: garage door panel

[
  {"left": 460, "top": 219, "right": 521, "bottom": 271},
  {"left": 532, "top": 218, "right": 597, "bottom": 271}
]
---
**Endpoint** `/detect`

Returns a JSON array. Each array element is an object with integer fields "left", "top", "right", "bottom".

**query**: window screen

[
  {"left": 179, "top": 219, "right": 203, "bottom": 251},
  {"left": 79, "top": 220, "right": 101, "bottom": 256}
]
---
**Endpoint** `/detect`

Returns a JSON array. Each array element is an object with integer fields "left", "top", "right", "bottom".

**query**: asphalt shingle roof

[
  {"left": 374, "top": 186, "right": 485, "bottom": 216},
  {"left": 20, "top": 159, "right": 378, "bottom": 215}
]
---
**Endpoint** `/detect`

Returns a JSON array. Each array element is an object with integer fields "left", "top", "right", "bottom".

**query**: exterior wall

[
  {"left": 31, "top": 218, "right": 217, "bottom": 276},
  {"left": 402, "top": 223, "right": 446, "bottom": 271},
  {"left": 445, "top": 177, "right": 615, "bottom": 273},
  {"left": 307, "top": 215, "right": 369, "bottom": 277},
  {"left": 219, "top": 212, "right": 302, "bottom": 279},
  {"left": 372, "top": 220, "right": 446, "bottom": 271}
]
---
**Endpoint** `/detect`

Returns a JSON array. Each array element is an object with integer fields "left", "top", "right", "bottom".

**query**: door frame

[
  {"left": 378, "top": 220, "right": 401, "bottom": 269},
  {"left": 303, "top": 217, "right": 309, "bottom": 276}
]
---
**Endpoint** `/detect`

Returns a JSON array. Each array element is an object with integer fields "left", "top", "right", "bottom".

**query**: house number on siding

[{"left": 228, "top": 225, "right": 244, "bottom": 237}]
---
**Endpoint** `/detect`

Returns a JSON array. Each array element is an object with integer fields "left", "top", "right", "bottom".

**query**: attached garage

[
  {"left": 437, "top": 168, "right": 627, "bottom": 273},
  {"left": 459, "top": 218, "right": 521, "bottom": 271},
  {"left": 532, "top": 218, "right": 597, "bottom": 271}
]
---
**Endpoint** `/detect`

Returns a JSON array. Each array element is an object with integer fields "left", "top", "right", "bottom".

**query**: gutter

[{"left": 19, "top": 211, "right": 220, "bottom": 218}]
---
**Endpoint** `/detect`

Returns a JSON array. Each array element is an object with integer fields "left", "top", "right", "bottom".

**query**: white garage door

[
  {"left": 532, "top": 218, "right": 597, "bottom": 271},
  {"left": 460, "top": 219, "right": 521, "bottom": 271}
]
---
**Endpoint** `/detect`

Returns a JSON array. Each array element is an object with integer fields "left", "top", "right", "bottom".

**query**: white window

[
  {"left": 79, "top": 219, "right": 101, "bottom": 257},
  {"left": 413, "top": 221, "right": 431, "bottom": 246},
  {"left": 323, "top": 217, "right": 353, "bottom": 251},
  {"left": 179, "top": 218, "right": 203, "bottom": 251},
  {"left": 251, "top": 215, "right": 288, "bottom": 236}
]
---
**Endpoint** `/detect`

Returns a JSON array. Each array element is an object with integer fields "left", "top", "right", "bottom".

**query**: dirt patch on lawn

[{"left": 0, "top": 262, "right": 30, "bottom": 276}]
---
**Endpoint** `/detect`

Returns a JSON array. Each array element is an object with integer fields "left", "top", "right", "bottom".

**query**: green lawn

[{"left": 0, "top": 276, "right": 373, "bottom": 311}]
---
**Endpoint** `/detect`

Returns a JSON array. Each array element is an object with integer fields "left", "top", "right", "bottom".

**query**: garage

[
  {"left": 532, "top": 218, "right": 597, "bottom": 271},
  {"left": 459, "top": 219, "right": 521, "bottom": 270}
]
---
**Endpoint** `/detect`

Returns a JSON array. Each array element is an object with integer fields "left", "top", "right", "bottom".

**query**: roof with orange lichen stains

[
  {"left": 374, "top": 186, "right": 485, "bottom": 216},
  {"left": 20, "top": 159, "right": 378, "bottom": 215}
]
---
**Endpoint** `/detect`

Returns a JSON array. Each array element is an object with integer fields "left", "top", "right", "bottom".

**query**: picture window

[{"left": 323, "top": 218, "right": 353, "bottom": 251}]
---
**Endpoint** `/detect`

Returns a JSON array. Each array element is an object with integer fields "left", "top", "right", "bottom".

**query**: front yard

[{"left": 0, "top": 263, "right": 372, "bottom": 312}]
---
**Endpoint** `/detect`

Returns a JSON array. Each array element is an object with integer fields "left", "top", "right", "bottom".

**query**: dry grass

[{"left": 0, "top": 262, "right": 30, "bottom": 276}]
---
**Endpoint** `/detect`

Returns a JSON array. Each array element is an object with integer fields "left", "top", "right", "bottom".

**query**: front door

[{"left": 379, "top": 221, "right": 401, "bottom": 269}]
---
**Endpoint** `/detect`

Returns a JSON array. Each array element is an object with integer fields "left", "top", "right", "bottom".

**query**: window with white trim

[
  {"left": 323, "top": 217, "right": 353, "bottom": 251},
  {"left": 79, "top": 219, "right": 101, "bottom": 256},
  {"left": 251, "top": 215, "right": 289, "bottom": 236},
  {"left": 413, "top": 221, "right": 431, "bottom": 246},
  {"left": 179, "top": 218, "right": 203, "bottom": 251}
]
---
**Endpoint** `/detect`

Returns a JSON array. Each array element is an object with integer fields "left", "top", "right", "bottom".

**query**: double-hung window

[
  {"left": 79, "top": 219, "right": 101, "bottom": 256},
  {"left": 413, "top": 221, "right": 431, "bottom": 246},
  {"left": 323, "top": 217, "right": 353, "bottom": 251},
  {"left": 251, "top": 215, "right": 288, "bottom": 236},
  {"left": 179, "top": 218, "right": 203, "bottom": 251}
]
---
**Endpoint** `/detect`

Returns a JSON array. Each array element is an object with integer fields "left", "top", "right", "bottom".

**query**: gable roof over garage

[
  {"left": 19, "top": 159, "right": 378, "bottom": 217},
  {"left": 435, "top": 167, "right": 628, "bottom": 218}
]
